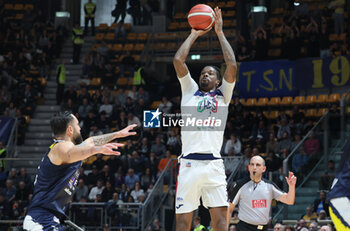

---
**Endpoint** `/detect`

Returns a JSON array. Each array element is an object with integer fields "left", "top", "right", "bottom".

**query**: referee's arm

[
  {"left": 227, "top": 202, "right": 236, "bottom": 229},
  {"left": 277, "top": 171, "right": 297, "bottom": 205}
]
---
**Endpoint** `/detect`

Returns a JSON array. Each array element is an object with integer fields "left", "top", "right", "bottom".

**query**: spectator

[
  {"left": 74, "top": 179, "right": 89, "bottom": 202},
  {"left": 112, "top": 0, "right": 127, "bottom": 23},
  {"left": 99, "top": 165, "right": 115, "bottom": 187},
  {"left": 106, "top": 155, "right": 122, "bottom": 175},
  {"left": 140, "top": 168, "right": 153, "bottom": 190},
  {"left": 101, "top": 181, "right": 115, "bottom": 202},
  {"left": 278, "top": 132, "right": 292, "bottom": 152},
  {"left": 114, "top": 171, "right": 125, "bottom": 189},
  {"left": 97, "top": 111, "right": 111, "bottom": 133},
  {"left": 277, "top": 119, "right": 291, "bottom": 139},
  {"left": 151, "top": 137, "right": 166, "bottom": 157},
  {"left": 304, "top": 132, "right": 320, "bottom": 156},
  {"left": 319, "top": 24, "right": 330, "bottom": 58},
  {"left": 0, "top": 193, "right": 11, "bottom": 220},
  {"left": 99, "top": 98, "right": 113, "bottom": 118},
  {"left": 15, "top": 181, "right": 30, "bottom": 202},
  {"left": 92, "top": 154, "right": 107, "bottom": 171},
  {"left": 7, "top": 168, "right": 18, "bottom": 186},
  {"left": 84, "top": 0, "right": 96, "bottom": 36},
  {"left": 301, "top": 206, "right": 318, "bottom": 221},
  {"left": 192, "top": 216, "right": 206, "bottom": 231},
  {"left": 97, "top": 41, "right": 110, "bottom": 64},
  {"left": 137, "top": 87, "right": 150, "bottom": 105},
  {"left": 229, "top": 224, "right": 236, "bottom": 231},
  {"left": 318, "top": 210, "right": 327, "bottom": 221},
  {"left": 89, "top": 123, "right": 103, "bottom": 137},
  {"left": 125, "top": 168, "right": 139, "bottom": 189},
  {"left": 129, "top": 151, "right": 146, "bottom": 177},
  {"left": 266, "top": 133, "right": 279, "bottom": 154},
  {"left": 320, "top": 225, "right": 331, "bottom": 231},
  {"left": 253, "top": 26, "right": 269, "bottom": 60},
  {"left": 237, "top": 45, "right": 252, "bottom": 62},
  {"left": 274, "top": 223, "right": 284, "bottom": 231},
  {"left": 319, "top": 160, "right": 336, "bottom": 191},
  {"left": 138, "top": 137, "right": 151, "bottom": 157},
  {"left": 72, "top": 23, "right": 84, "bottom": 64},
  {"left": 309, "top": 222, "right": 318, "bottom": 231},
  {"left": 78, "top": 98, "right": 92, "bottom": 119},
  {"left": 82, "top": 52, "right": 93, "bottom": 77},
  {"left": 89, "top": 179, "right": 105, "bottom": 201},
  {"left": 159, "top": 96, "right": 172, "bottom": 114},
  {"left": 266, "top": 151, "right": 282, "bottom": 172},
  {"left": 2, "top": 179, "right": 16, "bottom": 202},
  {"left": 149, "top": 152, "right": 159, "bottom": 179},
  {"left": 166, "top": 130, "right": 180, "bottom": 155},
  {"left": 64, "top": 85, "right": 77, "bottom": 103},
  {"left": 127, "top": 113, "right": 141, "bottom": 127},
  {"left": 130, "top": 182, "right": 144, "bottom": 202},
  {"left": 87, "top": 165, "right": 100, "bottom": 188},
  {"left": 123, "top": 97, "right": 135, "bottom": 114},
  {"left": 115, "top": 88, "right": 127, "bottom": 107},
  {"left": 224, "top": 134, "right": 241, "bottom": 155},
  {"left": 313, "top": 191, "right": 329, "bottom": 215},
  {"left": 119, "top": 183, "right": 130, "bottom": 202},
  {"left": 120, "top": 52, "right": 135, "bottom": 77},
  {"left": 328, "top": 0, "right": 345, "bottom": 34}
]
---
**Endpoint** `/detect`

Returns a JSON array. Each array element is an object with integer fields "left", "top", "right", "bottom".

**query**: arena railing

[
  {"left": 4, "top": 117, "right": 18, "bottom": 171},
  {"left": 141, "top": 158, "right": 175, "bottom": 230},
  {"left": 340, "top": 88, "right": 350, "bottom": 144},
  {"left": 224, "top": 156, "right": 244, "bottom": 186},
  {"left": 273, "top": 112, "right": 342, "bottom": 222}
]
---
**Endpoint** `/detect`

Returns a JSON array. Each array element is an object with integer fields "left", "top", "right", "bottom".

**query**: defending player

[
  {"left": 173, "top": 7, "right": 237, "bottom": 231},
  {"left": 23, "top": 111, "right": 137, "bottom": 230},
  {"left": 327, "top": 136, "right": 350, "bottom": 230},
  {"left": 227, "top": 156, "right": 296, "bottom": 230}
]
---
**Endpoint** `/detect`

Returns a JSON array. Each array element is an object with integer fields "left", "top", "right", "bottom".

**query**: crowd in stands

[
  {"left": 0, "top": 2, "right": 68, "bottom": 144},
  {"left": 221, "top": 0, "right": 349, "bottom": 61},
  {"left": 0, "top": 0, "right": 347, "bottom": 230}
]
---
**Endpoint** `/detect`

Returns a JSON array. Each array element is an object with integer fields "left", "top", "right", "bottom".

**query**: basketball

[{"left": 188, "top": 4, "right": 215, "bottom": 30}]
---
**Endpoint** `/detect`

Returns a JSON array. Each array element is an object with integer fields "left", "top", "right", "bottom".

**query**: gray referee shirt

[{"left": 228, "top": 177, "right": 285, "bottom": 225}]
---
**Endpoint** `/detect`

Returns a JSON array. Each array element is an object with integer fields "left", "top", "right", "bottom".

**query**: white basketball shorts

[{"left": 175, "top": 158, "right": 228, "bottom": 214}]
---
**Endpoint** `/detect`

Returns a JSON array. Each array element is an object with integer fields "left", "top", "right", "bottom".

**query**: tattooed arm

[
  {"left": 48, "top": 124, "right": 137, "bottom": 164},
  {"left": 90, "top": 124, "right": 137, "bottom": 146},
  {"left": 173, "top": 28, "right": 210, "bottom": 78},
  {"left": 214, "top": 7, "right": 237, "bottom": 83}
]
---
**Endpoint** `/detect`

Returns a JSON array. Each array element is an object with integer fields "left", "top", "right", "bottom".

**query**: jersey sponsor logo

[
  {"left": 197, "top": 97, "right": 218, "bottom": 113},
  {"left": 177, "top": 197, "right": 183, "bottom": 201},
  {"left": 252, "top": 199, "right": 267, "bottom": 208},
  {"left": 143, "top": 109, "right": 161, "bottom": 128}
]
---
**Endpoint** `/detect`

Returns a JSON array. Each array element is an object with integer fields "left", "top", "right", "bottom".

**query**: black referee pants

[{"left": 236, "top": 220, "right": 268, "bottom": 231}]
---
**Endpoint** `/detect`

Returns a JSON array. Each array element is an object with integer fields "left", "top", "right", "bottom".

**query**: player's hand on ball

[
  {"left": 191, "top": 28, "right": 210, "bottom": 37},
  {"left": 285, "top": 171, "right": 297, "bottom": 187},
  {"left": 213, "top": 7, "right": 223, "bottom": 34}
]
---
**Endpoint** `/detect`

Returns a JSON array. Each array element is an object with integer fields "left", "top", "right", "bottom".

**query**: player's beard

[{"left": 73, "top": 131, "right": 83, "bottom": 145}]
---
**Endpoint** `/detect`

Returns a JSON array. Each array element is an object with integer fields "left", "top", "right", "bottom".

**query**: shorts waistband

[
  {"left": 181, "top": 153, "right": 221, "bottom": 160},
  {"left": 239, "top": 220, "right": 268, "bottom": 230}
]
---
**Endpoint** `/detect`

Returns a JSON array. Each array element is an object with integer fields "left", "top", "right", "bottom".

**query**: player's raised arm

[
  {"left": 173, "top": 29, "right": 209, "bottom": 78},
  {"left": 214, "top": 7, "right": 237, "bottom": 83},
  {"left": 51, "top": 124, "right": 137, "bottom": 164}
]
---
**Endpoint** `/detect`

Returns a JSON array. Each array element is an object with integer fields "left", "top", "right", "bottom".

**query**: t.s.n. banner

[{"left": 236, "top": 56, "right": 350, "bottom": 98}]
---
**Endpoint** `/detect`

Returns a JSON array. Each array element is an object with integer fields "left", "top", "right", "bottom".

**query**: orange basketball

[{"left": 188, "top": 4, "right": 215, "bottom": 30}]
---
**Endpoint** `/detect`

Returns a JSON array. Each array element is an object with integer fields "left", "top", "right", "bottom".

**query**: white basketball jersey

[{"left": 178, "top": 72, "right": 235, "bottom": 158}]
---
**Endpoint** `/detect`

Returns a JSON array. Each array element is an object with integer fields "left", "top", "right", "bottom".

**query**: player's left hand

[
  {"left": 285, "top": 171, "right": 297, "bottom": 187},
  {"left": 117, "top": 124, "right": 137, "bottom": 138},
  {"left": 213, "top": 7, "right": 223, "bottom": 34}
]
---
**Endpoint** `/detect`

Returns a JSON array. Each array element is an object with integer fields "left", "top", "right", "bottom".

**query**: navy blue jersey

[
  {"left": 28, "top": 142, "right": 82, "bottom": 217},
  {"left": 328, "top": 135, "right": 350, "bottom": 201}
]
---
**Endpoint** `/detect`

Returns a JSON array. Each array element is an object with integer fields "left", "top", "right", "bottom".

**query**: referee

[{"left": 227, "top": 156, "right": 297, "bottom": 230}]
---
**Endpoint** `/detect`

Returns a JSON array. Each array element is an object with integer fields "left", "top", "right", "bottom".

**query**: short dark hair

[
  {"left": 50, "top": 111, "right": 74, "bottom": 136},
  {"left": 211, "top": 66, "right": 222, "bottom": 83}
]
